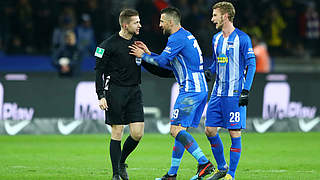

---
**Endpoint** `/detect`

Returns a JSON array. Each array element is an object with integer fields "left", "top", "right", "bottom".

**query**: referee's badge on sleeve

[
  {"left": 95, "top": 47, "right": 105, "bottom": 58},
  {"left": 135, "top": 57, "right": 142, "bottom": 66}
]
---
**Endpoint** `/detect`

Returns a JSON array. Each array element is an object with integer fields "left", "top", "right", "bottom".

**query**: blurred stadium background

[{"left": 0, "top": 0, "right": 320, "bottom": 179}]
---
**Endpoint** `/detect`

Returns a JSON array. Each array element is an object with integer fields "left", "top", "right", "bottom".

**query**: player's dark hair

[
  {"left": 119, "top": 9, "right": 139, "bottom": 25},
  {"left": 212, "top": 1, "right": 235, "bottom": 22},
  {"left": 160, "top": 7, "right": 181, "bottom": 24}
]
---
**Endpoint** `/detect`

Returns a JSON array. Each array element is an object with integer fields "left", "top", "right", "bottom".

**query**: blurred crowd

[{"left": 0, "top": 0, "right": 319, "bottom": 59}]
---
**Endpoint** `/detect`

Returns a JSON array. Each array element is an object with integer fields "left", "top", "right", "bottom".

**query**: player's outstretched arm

[
  {"left": 141, "top": 61, "right": 174, "bottom": 78},
  {"left": 129, "top": 45, "right": 171, "bottom": 69}
]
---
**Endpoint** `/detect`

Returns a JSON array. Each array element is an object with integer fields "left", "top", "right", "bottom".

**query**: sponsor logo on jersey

[
  {"left": 217, "top": 54, "right": 228, "bottom": 65},
  {"left": 164, "top": 46, "right": 171, "bottom": 54},
  {"left": 187, "top": 35, "right": 195, "bottom": 40},
  {"left": 248, "top": 48, "right": 254, "bottom": 54},
  {"left": 94, "top": 47, "right": 105, "bottom": 58}
]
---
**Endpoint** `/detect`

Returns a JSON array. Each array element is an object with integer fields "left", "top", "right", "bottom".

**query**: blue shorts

[
  {"left": 205, "top": 96, "right": 246, "bottom": 129},
  {"left": 171, "top": 91, "right": 207, "bottom": 128}
]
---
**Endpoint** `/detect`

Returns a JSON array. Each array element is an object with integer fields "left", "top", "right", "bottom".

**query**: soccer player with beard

[
  {"left": 95, "top": 9, "right": 173, "bottom": 180},
  {"left": 129, "top": 7, "right": 214, "bottom": 180},
  {"left": 205, "top": 2, "right": 256, "bottom": 180}
]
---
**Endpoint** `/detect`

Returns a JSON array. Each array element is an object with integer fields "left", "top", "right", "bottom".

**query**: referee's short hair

[
  {"left": 119, "top": 9, "right": 139, "bottom": 25},
  {"left": 160, "top": 7, "right": 181, "bottom": 25}
]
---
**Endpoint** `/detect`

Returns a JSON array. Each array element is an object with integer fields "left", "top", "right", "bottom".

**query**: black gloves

[
  {"left": 204, "top": 70, "right": 213, "bottom": 82},
  {"left": 239, "top": 89, "right": 249, "bottom": 106}
]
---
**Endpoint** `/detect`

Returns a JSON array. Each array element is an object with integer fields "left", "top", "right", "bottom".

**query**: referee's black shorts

[{"left": 105, "top": 83, "right": 144, "bottom": 125}]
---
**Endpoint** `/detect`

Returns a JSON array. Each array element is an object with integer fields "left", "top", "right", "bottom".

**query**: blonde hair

[
  {"left": 119, "top": 9, "right": 139, "bottom": 25},
  {"left": 212, "top": 2, "right": 235, "bottom": 22}
]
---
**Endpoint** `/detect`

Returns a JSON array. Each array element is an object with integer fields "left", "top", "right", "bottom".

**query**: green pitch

[{"left": 1, "top": 132, "right": 320, "bottom": 180}]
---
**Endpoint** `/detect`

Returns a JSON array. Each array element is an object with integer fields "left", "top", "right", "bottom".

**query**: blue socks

[
  {"left": 175, "top": 130, "right": 208, "bottom": 165},
  {"left": 168, "top": 140, "right": 185, "bottom": 175},
  {"left": 207, "top": 134, "right": 227, "bottom": 170},
  {"left": 228, "top": 136, "right": 241, "bottom": 178}
]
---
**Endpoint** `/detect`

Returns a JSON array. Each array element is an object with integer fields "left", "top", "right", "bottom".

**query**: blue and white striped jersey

[
  {"left": 209, "top": 28, "right": 256, "bottom": 97},
  {"left": 142, "top": 28, "right": 208, "bottom": 93}
]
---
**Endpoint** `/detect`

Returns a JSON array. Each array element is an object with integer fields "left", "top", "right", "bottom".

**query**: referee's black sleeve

[
  {"left": 95, "top": 42, "right": 109, "bottom": 100},
  {"left": 141, "top": 61, "right": 174, "bottom": 78},
  {"left": 95, "top": 58, "right": 106, "bottom": 100}
]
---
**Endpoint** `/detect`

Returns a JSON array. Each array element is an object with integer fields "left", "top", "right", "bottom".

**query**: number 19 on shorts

[
  {"left": 229, "top": 112, "right": 240, "bottom": 122},
  {"left": 173, "top": 109, "right": 179, "bottom": 119}
]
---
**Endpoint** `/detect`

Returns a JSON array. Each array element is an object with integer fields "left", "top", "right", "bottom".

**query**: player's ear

[
  {"left": 169, "top": 19, "right": 174, "bottom": 26},
  {"left": 121, "top": 23, "right": 128, "bottom": 30},
  {"left": 224, "top": 13, "right": 229, "bottom": 21}
]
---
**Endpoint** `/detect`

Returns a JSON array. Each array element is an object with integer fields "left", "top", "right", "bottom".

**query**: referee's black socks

[
  {"left": 120, "top": 135, "right": 139, "bottom": 164},
  {"left": 110, "top": 139, "right": 121, "bottom": 175}
]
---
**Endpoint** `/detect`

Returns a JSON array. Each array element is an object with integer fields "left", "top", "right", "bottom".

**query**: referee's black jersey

[{"left": 95, "top": 33, "right": 141, "bottom": 99}]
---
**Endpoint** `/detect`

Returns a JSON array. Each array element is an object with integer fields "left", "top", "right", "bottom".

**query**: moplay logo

[
  {"left": 299, "top": 117, "right": 320, "bottom": 132},
  {"left": 74, "top": 82, "right": 105, "bottom": 121},
  {"left": 253, "top": 82, "right": 290, "bottom": 133},
  {"left": 156, "top": 82, "right": 180, "bottom": 134},
  {"left": 57, "top": 118, "right": 83, "bottom": 135},
  {"left": 254, "top": 76, "right": 318, "bottom": 133},
  {"left": 0, "top": 83, "right": 34, "bottom": 135},
  {"left": 3, "top": 102, "right": 34, "bottom": 135},
  {"left": 58, "top": 81, "right": 106, "bottom": 135},
  {"left": 73, "top": 81, "right": 161, "bottom": 134}
]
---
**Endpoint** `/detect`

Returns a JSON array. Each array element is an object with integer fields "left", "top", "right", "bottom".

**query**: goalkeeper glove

[
  {"left": 204, "top": 70, "right": 213, "bottom": 82},
  {"left": 239, "top": 89, "right": 249, "bottom": 106}
]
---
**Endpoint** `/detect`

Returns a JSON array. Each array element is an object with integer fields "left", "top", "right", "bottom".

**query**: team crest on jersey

[
  {"left": 217, "top": 54, "right": 228, "bottom": 66},
  {"left": 227, "top": 42, "right": 234, "bottom": 50}
]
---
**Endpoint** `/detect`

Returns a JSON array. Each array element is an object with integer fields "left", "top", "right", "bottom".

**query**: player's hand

[
  {"left": 239, "top": 89, "right": 249, "bottom": 107},
  {"left": 99, "top": 98, "right": 108, "bottom": 110},
  {"left": 204, "top": 70, "right": 213, "bottom": 82},
  {"left": 134, "top": 41, "right": 151, "bottom": 55},
  {"left": 129, "top": 44, "right": 144, "bottom": 58}
]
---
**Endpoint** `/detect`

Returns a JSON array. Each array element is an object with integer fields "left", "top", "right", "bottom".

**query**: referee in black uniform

[{"left": 95, "top": 9, "right": 172, "bottom": 180}]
